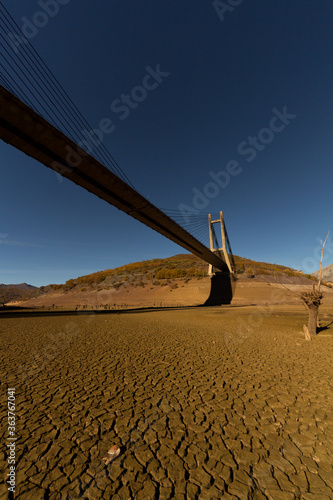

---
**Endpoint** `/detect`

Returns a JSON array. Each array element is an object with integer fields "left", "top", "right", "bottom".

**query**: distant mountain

[
  {"left": 0, "top": 283, "right": 38, "bottom": 304},
  {"left": 312, "top": 264, "right": 333, "bottom": 283},
  {"left": 0, "top": 283, "right": 37, "bottom": 291}
]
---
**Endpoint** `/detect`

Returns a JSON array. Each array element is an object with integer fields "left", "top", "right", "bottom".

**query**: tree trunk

[
  {"left": 307, "top": 304, "right": 319, "bottom": 337},
  {"left": 303, "top": 324, "right": 311, "bottom": 341}
]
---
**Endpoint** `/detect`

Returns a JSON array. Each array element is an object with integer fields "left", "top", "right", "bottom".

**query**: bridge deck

[{"left": 0, "top": 85, "right": 229, "bottom": 273}]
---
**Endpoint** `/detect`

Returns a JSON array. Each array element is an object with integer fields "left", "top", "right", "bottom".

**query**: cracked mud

[{"left": 1, "top": 306, "right": 333, "bottom": 499}]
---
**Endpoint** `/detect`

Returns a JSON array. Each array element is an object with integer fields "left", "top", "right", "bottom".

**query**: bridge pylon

[{"left": 207, "top": 211, "right": 233, "bottom": 276}]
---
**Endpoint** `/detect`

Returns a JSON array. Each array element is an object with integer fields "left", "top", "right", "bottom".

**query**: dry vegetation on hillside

[
  {"left": 0, "top": 284, "right": 36, "bottom": 305},
  {"left": 32, "top": 253, "right": 328, "bottom": 301}
]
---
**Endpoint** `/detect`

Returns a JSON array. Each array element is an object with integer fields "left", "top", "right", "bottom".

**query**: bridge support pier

[
  {"left": 204, "top": 272, "right": 233, "bottom": 305},
  {"left": 207, "top": 211, "right": 233, "bottom": 276},
  {"left": 204, "top": 212, "right": 234, "bottom": 305}
]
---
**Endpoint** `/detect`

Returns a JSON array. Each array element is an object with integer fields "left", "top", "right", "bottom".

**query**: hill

[
  {"left": 24, "top": 253, "right": 320, "bottom": 297},
  {"left": 12, "top": 254, "right": 333, "bottom": 309},
  {"left": 312, "top": 263, "right": 333, "bottom": 283},
  {"left": 32, "top": 253, "right": 313, "bottom": 296},
  {"left": 0, "top": 283, "right": 37, "bottom": 305}
]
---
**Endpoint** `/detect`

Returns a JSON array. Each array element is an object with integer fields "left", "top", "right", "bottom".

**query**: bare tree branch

[{"left": 318, "top": 231, "right": 330, "bottom": 292}]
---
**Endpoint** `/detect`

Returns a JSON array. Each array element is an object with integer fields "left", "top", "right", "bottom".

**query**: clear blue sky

[{"left": 1, "top": 1, "right": 333, "bottom": 286}]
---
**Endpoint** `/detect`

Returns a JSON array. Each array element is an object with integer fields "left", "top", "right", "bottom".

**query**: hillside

[
  {"left": 0, "top": 283, "right": 37, "bottom": 305},
  {"left": 313, "top": 263, "right": 333, "bottom": 283},
  {"left": 11, "top": 253, "right": 332, "bottom": 310},
  {"left": 31, "top": 253, "right": 315, "bottom": 297}
]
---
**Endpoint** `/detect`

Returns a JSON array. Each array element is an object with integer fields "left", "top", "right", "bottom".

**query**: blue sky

[{"left": 1, "top": 0, "right": 333, "bottom": 286}]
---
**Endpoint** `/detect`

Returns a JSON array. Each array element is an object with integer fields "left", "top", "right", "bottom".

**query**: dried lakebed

[{"left": 1, "top": 306, "right": 333, "bottom": 499}]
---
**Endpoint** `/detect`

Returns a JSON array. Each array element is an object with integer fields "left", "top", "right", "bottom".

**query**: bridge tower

[{"left": 208, "top": 211, "right": 233, "bottom": 276}]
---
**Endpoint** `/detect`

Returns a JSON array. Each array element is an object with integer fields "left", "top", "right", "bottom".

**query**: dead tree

[{"left": 301, "top": 232, "right": 329, "bottom": 340}]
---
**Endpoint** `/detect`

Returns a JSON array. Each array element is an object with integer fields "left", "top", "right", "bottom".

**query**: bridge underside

[{"left": 0, "top": 85, "right": 233, "bottom": 303}]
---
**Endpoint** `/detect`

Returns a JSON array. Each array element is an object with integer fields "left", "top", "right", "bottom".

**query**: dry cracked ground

[{"left": 1, "top": 305, "right": 333, "bottom": 499}]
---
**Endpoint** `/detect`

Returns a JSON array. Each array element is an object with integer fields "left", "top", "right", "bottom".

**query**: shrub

[
  {"left": 255, "top": 268, "right": 270, "bottom": 275},
  {"left": 236, "top": 263, "right": 245, "bottom": 274},
  {"left": 51, "top": 284, "right": 63, "bottom": 290},
  {"left": 63, "top": 279, "right": 76, "bottom": 290}
]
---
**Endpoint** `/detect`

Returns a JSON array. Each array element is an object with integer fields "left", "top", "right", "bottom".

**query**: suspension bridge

[{"left": 0, "top": 3, "right": 235, "bottom": 304}]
